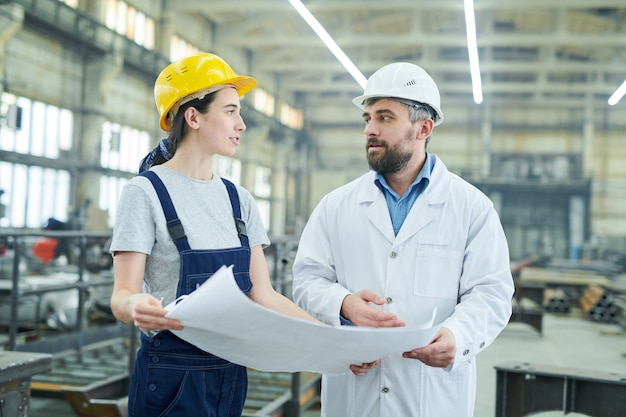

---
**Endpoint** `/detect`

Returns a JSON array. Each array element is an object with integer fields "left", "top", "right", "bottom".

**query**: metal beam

[
  {"left": 165, "top": 0, "right": 626, "bottom": 13},
  {"left": 495, "top": 362, "right": 626, "bottom": 417}
]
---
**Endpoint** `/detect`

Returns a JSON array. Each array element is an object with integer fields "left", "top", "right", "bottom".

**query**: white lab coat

[{"left": 292, "top": 156, "right": 514, "bottom": 417}]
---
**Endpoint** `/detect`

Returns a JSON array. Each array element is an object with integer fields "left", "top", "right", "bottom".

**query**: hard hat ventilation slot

[{"left": 404, "top": 79, "right": 417, "bottom": 86}]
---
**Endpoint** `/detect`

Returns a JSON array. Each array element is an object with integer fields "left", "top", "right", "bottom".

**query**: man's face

[{"left": 361, "top": 99, "right": 419, "bottom": 174}]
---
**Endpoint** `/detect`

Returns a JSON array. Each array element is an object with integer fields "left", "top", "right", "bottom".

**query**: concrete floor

[{"left": 28, "top": 311, "right": 626, "bottom": 417}]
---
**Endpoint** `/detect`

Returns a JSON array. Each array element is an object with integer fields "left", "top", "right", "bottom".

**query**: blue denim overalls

[{"left": 128, "top": 170, "right": 252, "bottom": 417}]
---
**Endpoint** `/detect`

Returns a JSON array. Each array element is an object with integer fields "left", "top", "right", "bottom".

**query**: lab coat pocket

[
  {"left": 413, "top": 237, "right": 463, "bottom": 300},
  {"left": 420, "top": 364, "right": 473, "bottom": 417}
]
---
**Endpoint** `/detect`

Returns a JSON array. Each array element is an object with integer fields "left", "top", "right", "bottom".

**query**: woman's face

[{"left": 199, "top": 87, "right": 246, "bottom": 156}]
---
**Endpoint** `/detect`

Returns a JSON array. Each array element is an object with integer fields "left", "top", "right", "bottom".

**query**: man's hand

[
  {"left": 349, "top": 360, "right": 379, "bottom": 376},
  {"left": 341, "top": 290, "right": 406, "bottom": 328},
  {"left": 402, "top": 327, "right": 456, "bottom": 368},
  {"left": 344, "top": 289, "right": 404, "bottom": 376}
]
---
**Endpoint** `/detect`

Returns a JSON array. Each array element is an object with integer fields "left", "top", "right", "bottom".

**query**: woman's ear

[{"left": 183, "top": 107, "right": 200, "bottom": 130}]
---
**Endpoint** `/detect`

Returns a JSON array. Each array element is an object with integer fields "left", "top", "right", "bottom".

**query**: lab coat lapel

[
  {"left": 395, "top": 158, "right": 450, "bottom": 246},
  {"left": 367, "top": 193, "right": 396, "bottom": 243},
  {"left": 395, "top": 196, "right": 438, "bottom": 245},
  {"left": 358, "top": 172, "right": 396, "bottom": 244}
]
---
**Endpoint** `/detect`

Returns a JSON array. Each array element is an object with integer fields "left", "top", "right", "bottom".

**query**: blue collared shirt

[{"left": 374, "top": 152, "right": 434, "bottom": 236}]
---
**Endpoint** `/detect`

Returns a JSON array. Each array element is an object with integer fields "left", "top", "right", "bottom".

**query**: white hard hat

[{"left": 352, "top": 62, "right": 444, "bottom": 126}]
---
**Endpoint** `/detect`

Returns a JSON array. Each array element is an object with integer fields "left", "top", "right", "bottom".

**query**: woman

[{"left": 110, "top": 52, "right": 316, "bottom": 417}]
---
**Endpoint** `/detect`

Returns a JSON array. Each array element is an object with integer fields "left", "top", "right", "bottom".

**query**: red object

[{"left": 33, "top": 238, "right": 58, "bottom": 264}]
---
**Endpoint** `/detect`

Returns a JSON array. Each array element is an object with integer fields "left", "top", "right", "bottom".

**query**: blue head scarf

[{"left": 138, "top": 138, "right": 172, "bottom": 173}]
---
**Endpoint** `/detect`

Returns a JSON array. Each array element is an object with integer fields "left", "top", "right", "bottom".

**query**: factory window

[
  {"left": 170, "top": 35, "right": 201, "bottom": 62},
  {"left": 99, "top": 176, "right": 128, "bottom": 228},
  {"left": 59, "top": 0, "right": 78, "bottom": 8},
  {"left": 0, "top": 93, "right": 74, "bottom": 228},
  {"left": 0, "top": 162, "right": 70, "bottom": 228},
  {"left": 254, "top": 166, "right": 272, "bottom": 199},
  {"left": 0, "top": 94, "right": 73, "bottom": 157},
  {"left": 98, "top": 122, "right": 149, "bottom": 227},
  {"left": 254, "top": 166, "right": 272, "bottom": 231},
  {"left": 105, "top": 0, "right": 155, "bottom": 49},
  {"left": 253, "top": 88, "right": 276, "bottom": 117},
  {"left": 211, "top": 158, "right": 271, "bottom": 231},
  {"left": 213, "top": 156, "right": 242, "bottom": 185},
  {"left": 100, "top": 122, "right": 150, "bottom": 172},
  {"left": 279, "top": 102, "right": 303, "bottom": 130}
]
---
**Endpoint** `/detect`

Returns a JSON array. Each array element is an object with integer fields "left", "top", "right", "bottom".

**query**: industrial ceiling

[{"left": 168, "top": 0, "right": 626, "bottom": 129}]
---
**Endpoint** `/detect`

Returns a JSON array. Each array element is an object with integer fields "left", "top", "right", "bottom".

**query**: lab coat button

[
  {"left": 382, "top": 387, "right": 390, "bottom": 393},
  {"left": 390, "top": 252, "right": 397, "bottom": 258},
  {"left": 385, "top": 297, "right": 392, "bottom": 304},
  {"left": 480, "top": 341, "right": 485, "bottom": 348},
  {"left": 463, "top": 349, "right": 470, "bottom": 355}
]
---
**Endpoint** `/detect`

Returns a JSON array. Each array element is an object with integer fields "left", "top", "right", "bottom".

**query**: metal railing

[{"left": 0, "top": 229, "right": 115, "bottom": 351}]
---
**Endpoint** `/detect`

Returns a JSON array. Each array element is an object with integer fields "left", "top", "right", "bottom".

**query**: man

[{"left": 292, "top": 62, "right": 514, "bottom": 417}]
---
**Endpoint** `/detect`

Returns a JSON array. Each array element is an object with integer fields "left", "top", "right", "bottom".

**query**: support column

[
  {"left": 154, "top": 8, "right": 174, "bottom": 57},
  {"left": 75, "top": 52, "right": 123, "bottom": 213},
  {"left": 569, "top": 195, "right": 585, "bottom": 260},
  {"left": 0, "top": 4, "right": 24, "bottom": 98},
  {"left": 269, "top": 134, "right": 292, "bottom": 237},
  {"left": 83, "top": 0, "right": 105, "bottom": 18},
  {"left": 481, "top": 105, "right": 493, "bottom": 177},
  {"left": 582, "top": 102, "right": 595, "bottom": 178},
  {"left": 490, "top": 191, "right": 503, "bottom": 216},
  {"left": 238, "top": 124, "right": 270, "bottom": 191}
]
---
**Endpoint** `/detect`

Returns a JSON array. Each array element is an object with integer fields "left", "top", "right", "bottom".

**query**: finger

[
  {"left": 360, "top": 309, "right": 404, "bottom": 327},
  {"left": 135, "top": 314, "right": 182, "bottom": 331},
  {"left": 369, "top": 318, "right": 405, "bottom": 328},
  {"left": 402, "top": 350, "right": 426, "bottom": 361},
  {"left": 358, "top": 290, "right": 386, "bottom": 306},
  {"left": 403, "top": 345, "right": 429, "bottom": 359},
  {"left": 349, "top": 364, "right": 369, "bottom": 376}
]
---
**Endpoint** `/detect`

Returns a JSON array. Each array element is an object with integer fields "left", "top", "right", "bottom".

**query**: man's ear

[{"left": 416, "top": 118, "right": 434, "bottom": 140}]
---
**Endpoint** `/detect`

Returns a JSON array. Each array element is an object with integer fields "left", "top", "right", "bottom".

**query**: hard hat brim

[
  {"left": 229, "top": 75, "right": 257, "bottom": 97},
  {"left": 159, "top": 75, "right": 257, "bottom": 131},
  {"left": 351, "top": 93, "right": 444, "bottom": 126}
]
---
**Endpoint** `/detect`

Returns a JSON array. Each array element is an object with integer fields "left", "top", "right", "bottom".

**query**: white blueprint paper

[{"left": 165, "top": 265, "right": 439, "bottom": 375}]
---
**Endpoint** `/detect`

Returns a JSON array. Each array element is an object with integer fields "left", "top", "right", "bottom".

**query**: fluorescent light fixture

[
  {"left": 288, "top": 0, "right": 367, "bottom": 88},
  {"left": 464, "top": 0, "right": 483, "bottom": 104},
  {"left": 608, "top": 79, "right": 626, "bottom": 106}
]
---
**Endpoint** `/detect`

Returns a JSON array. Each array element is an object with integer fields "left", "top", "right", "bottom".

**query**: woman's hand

[{"left": 129, "top": 293, "right": 184, "bottom": 332}]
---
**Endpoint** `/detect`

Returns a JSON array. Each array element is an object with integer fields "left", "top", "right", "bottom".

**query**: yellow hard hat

[{"left": 154, "top": 52, "right": 257, "bottom": 131}]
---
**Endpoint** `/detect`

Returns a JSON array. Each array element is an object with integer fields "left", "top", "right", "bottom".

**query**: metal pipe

[{"left": 8, "top": 236, "right": 21, "bottom": 350}]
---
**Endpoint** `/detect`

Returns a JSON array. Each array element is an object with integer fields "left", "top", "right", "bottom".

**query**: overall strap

[
  {"left": 221, "top": 178, "right": 250, "bottom": 248},
  {"left": 139, "top": 171, "right": 191, "bottom": 253}
]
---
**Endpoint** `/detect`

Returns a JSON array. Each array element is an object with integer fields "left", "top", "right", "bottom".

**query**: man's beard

[{"left": 366, "top": 139, "right": 413, "bottom": 174}]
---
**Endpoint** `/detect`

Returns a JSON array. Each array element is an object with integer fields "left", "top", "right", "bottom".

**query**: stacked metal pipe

[
  {"left": 543, "top": 288, "right": 571, "bottom": 313},
  {"left": 580, "top": 285, "right": 624, "bottom": 324}
]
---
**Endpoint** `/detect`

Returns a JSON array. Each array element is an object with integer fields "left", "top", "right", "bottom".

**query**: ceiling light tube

[
  {"left": 288, "top": 0, "right": 367, "bottom": 88},
  {"left": 608, "top": 79, "right": 626, "bottom": 106},
  {"left": 464, "top": 0, "right": 483, "bottom": 104}
]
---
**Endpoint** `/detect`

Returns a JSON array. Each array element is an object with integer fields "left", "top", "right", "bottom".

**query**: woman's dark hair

[{"left": 165, "top": 92, "right": 220, "bottom": 157}]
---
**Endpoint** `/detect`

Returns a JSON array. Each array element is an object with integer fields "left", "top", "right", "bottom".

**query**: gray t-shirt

[{"left": 110, "top": 165, "right": 270, "bottom": 306}]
